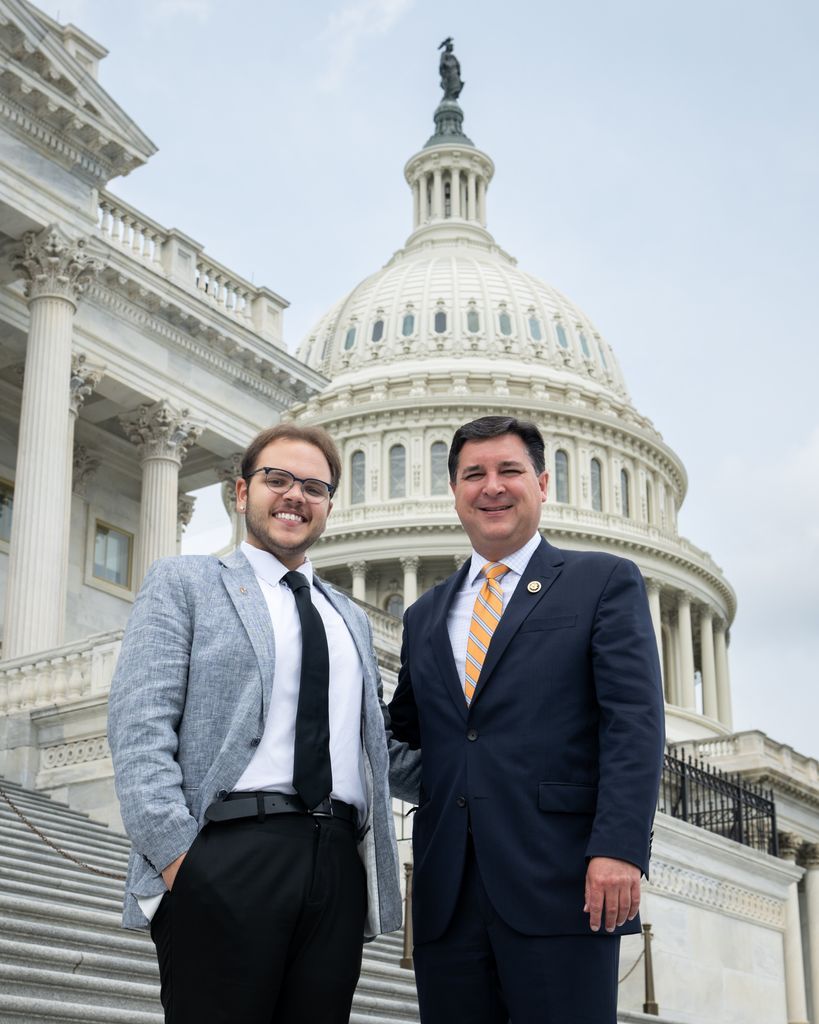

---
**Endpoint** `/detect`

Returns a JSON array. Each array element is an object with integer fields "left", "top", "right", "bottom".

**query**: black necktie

[{"left": 283, "top": 570, "right": 332, "bottom": 810}]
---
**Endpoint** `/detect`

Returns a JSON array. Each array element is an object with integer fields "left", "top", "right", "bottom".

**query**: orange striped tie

[{"left": 464, "top": 562, "right": 510, "bottom": 704}]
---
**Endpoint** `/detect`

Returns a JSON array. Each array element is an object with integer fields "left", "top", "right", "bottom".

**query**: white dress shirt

[{"left": 447, "top": 533, "right": 543, "bottom": 694}]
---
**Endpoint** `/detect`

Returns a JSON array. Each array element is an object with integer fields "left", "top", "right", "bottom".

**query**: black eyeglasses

[{"left": 246, "top": 467, "right": 335, "bottom": 503}]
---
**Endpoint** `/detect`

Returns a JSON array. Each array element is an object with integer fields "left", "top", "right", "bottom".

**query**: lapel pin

[
  {"left": 527, "top": 581, "right": 542, "bottom": 593},
  {"left": 239, "top": 586, "right": 247, "bottom": 595}
]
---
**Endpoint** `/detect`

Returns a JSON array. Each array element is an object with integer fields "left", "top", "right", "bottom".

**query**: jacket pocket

[
  {"left": 519, "top": 614, "right": 578, "bottom": 633},
  {"left": 538, "top": 782, "right": 597, "bottom": 814}
]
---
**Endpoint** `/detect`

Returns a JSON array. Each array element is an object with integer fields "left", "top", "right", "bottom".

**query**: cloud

[{"left": 316, "top": 0, "right": 414, "bottom": 92}]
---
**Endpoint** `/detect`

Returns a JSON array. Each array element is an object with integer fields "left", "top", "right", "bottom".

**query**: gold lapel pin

[
  {"left": 527, "top": 581, "right": 542, "bottom": 593},
  {"left": 239, "top": 586, "right": 247, "bottom": 594}
]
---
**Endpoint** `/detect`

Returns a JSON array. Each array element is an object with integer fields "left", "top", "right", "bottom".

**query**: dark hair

[
  {"left": 448, "top": 416, "right": 546, "bottom": 482},
  {"left": 240, "top": 423, "right": 342, "bottom": 489}
]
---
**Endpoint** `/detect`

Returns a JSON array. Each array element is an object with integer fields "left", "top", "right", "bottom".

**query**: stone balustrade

[
  {"left": 677, "top": 732, "right": 819, "bottom": 790},
  {"left": 98, "top": 196, "right": 165, "bottom": 268},
  {"left": 0, "top": 630, "right": 123, "bottom": 714},
  {"left": 196, "top": 254, "right": 254, "bottom": 321}
]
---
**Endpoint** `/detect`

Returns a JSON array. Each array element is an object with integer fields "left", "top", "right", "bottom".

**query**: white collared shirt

[
  {"left": 447, "top": 533, "right": 543, "bottom": 693},
  {"left": 234, "top": 542, "right": 367, "bottom": 819}
]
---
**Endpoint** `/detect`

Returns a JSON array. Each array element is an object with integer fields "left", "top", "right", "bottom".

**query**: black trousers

[
  {"left": 413, "top": 841, "right": 620, "bottom": 1024},
  {"left": 150, "top": 812, "right": 367, "bottom": 1024}
]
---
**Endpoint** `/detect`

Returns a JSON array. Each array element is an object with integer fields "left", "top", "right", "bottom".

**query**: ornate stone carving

[
  {"left": 801, "top": 843, "right": 819, "bottom": 869},
  {"left": 217, "top": 453, "right": 244, "bottom": 515},
  {"left": 349, "top": 561, "right": 367, "bottom": 577},
  {"left": 120, "top": 401, "right": 202, "bottom": 464},
  {"left": 177, "top": 494, "right": 196, "bottom": 532},
  {"left": 646, "top": 858, "right": 784, "bottom": 928},
  {"left": 41, "top": 736, "right": 110, "bottom": 771},
  {"left": 70, "top": 352, "right": 105, "bottom": 415},
  {"left": 778, "top": 831, "right": 802, "bottom": 861},
  {"left": 400, "top": 556, "right": 420, "bottom": 573},
  {"left": 72, "top": 443, "right": 100, "bottom": 496},
  {"left": 12, "top": 224, "right": 105, "bottom": 305}
]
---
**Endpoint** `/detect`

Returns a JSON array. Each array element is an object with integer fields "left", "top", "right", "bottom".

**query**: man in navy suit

[{"left": 388, "top": 415, "right": 665, "bottom": 1023}]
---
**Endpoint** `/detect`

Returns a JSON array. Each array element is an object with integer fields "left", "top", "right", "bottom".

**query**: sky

[{"left": 42, "top": 1, "right": 818, "bottom": 756}]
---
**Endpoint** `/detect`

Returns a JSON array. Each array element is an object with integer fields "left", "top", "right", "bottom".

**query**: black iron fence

[{"left": 659, "top": 748, "right": 778, "bottom": 856}]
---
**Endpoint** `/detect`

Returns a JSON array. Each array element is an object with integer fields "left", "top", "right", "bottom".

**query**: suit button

[
  {"left": 466, "top": 729, "right": 478, "bottom": 741},
  {"left": 456, "top": 796, "right": 467, "bottom": 808},
  {"left": 216, "top": 790, "right": 228, "bottom": 799},
  {"left": 250, "top": 737, "right": 261, "bottom": 747}
]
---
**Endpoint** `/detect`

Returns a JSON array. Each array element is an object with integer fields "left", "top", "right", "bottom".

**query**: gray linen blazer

[{"left": 108, "top": 548, "right": 419, "bottom": 938}]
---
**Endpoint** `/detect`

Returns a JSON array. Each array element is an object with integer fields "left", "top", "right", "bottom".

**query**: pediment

[{"left": 0, "top": 0, "right": 156, "bottom": 183}]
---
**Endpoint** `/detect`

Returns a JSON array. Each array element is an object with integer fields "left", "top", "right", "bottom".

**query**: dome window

[
  {"left": 645, "top": 479, "right": 653, "bottom": 524},
  {"left": 579, "top": 330, "right": 591, "bottom": 358},
  {"left": 528, "top": 316, "right": 542, "bottom": 342},
  {"left": 444, "top": 181, "right": 452, "bottom": 218},
  {"left": 431, "top": 441, "right": 448, "bottom": 495},
  {"left": 499, "top": 311, "right": 512, "bottom": 336},
  {"left": 597, "top": 337, "right": 608, "bottom": 369},
  {"left": 467, "top": 308, "right": 480, "bottom": 334},
  {"left": 556, "top": 323, "right": 569, "bottom": 349},
  {"left": 621, "top": 469, "right": 631, "bottom": 518},
  {"left": 344, "top": 326, "right": 357, "bottom": 350},
  {"left": 434, "top": 311, "right": 447, "bottom": 334},
  {"left": 591, "top": 458, "right": 603, "bottom": 512},
  {"left": 402, "top": 313, "right": 415, "bottom": 337},
  {"left": 389, "top": 444, "right": 406, "bottom": 498},
  {"left": 351, "top": 451, "right": 366, "bottom": 505},
  {"left": 371, "top": 319, "right": 384, "bottom": 343},
  {"left": 555, "top": 450, "right": 569, "bottom": 504}
]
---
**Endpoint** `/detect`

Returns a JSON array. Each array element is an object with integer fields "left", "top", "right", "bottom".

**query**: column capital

[
  {"left": 644, "top": 577, "right": 662, "bottom": 595},
  {"left": 70, "top": 352, "right": 105, "bottom": 415},
  {"left": 12, "top": 224, "right": 105, "bottom": 306},
  {"left": 800, "top": 843, "right": 819, "bottom": 869},
  {"left": 349, "top": 561, "right": 367, "bottom": 575},
  {"left": 699, "top": 604, "right": 714, "bottom": 621},
  {"left": 216, "top": 453, "right": 244, "bottom": 486},
  {"left": 177, "top": 493, "right": 196, "bottom": 531},
  {"left": 72, "top": 443, "right": 100, "bottom": 497},
  {"left": 120, "top": 401, "right": 202, "bottom": 465},
  {"left": 779, "top": 831, "right": 803, "bottom": 861},
  {"left": 677, "top": 589, "right": 693, "bottom": 607},
  {"left": 400, "top": 555, "right": 420, "bottom": 572}
]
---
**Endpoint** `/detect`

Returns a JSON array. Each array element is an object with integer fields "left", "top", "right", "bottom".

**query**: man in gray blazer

[{"left": 108, "top": 423, "right": 418, "bottom": 1024}]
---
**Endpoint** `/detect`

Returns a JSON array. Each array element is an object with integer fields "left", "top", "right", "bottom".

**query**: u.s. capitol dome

[{"left": 290, "top": 76, "right": 734, "bottom": 742}]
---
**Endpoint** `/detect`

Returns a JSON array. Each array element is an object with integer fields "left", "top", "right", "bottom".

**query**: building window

[
  {"left": 351, "top": 451, "right": 366, "bottom": 504},
  {"left": 93, "top": 521, "right": 133, "bottom": 589},
  {"left": 434, "top": 311, "right": 447, "bottom": 334},
  {"left": 0, "top": 478, "right": 13, "bottom": 544},
  {"left": 621, "top": 469, "right": 631, "bottom": 518},
  {"left": 385, "top": 593, "right": 404, "bottom": 617},
  {"left": 597, "top": 338, "right": 608, "bottom": 368},
  {"left": 528, "top": 316, "right": 542, "bottom": 342},
  {"left": 498, "top": 310, "right": 512, "bottom": 336},
  {"left": 371, "top": 319, "right": 384, "bottom": 343},
  {"left": 645, "top": 479, "right": 653, "bottom": 523},
  {"left": 389, "top": 444, "right": 406, "bottom": 498},
  {"left": 467, "top": 308, "right": 480, "bottom": 333},
  {"left": 556, "top": 323, "right": 569, "bottom": 349},
  {"left": 554, "top": 450, "right": 569, "bottom": 504},
  {"left": 344, "top": 326, "right": 357, "bottom": 350},
  {"left": 431, "top": 442, "right": 448, "bottom": 495},
  {"left": 590, "top": 459, "right": 603, "bottom": 512},
  {"left": 579, "top": 330, "right": 591, "bottom": 358},
  {"left": 444, "top": 181, "right": 451, "bottom": 217},
  {"left": 402, "top": 313, "right": 415, "bottom": 337}
]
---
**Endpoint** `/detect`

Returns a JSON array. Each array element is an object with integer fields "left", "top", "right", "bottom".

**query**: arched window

[
  {"left": 402, "top": 312, "right": 415, "bottom": 337},
  {"left": 590, "top": 458, "right": 603, "bottom": 512},
  {"left": 528, "top": 316, "right": 542, "bottom": 342},
  {"left": 386, "top": 594, "right": 404, "bottom": 617},
  {"left": 431, "top": 441, "right": 448, "bottom": 495},
  {"left": 444, "top": 181, "right": 451, "bottom": 217},
  {"left": 620, "top": 468, "right": 631, "bottom": 518},
  {"left": 579, "top": 330, "right": 591, "bottom": 358},
  {"left": 350, "top": 451, "right": 365, "bottom": 505},
  {"left": 344, "top": 326, "right": 357, "bottom": 350},
  {"left": 555, "top": 450, "right": 569, "bottom": 504},
  {"left": 467, "top": 308, "right": 480, "bottom": 333},
  {"left": 389, "top": 444, "right": 406, "bottom": 499},
  {"left": 556, "top": 323, "right": 569, "bottom": 349},
  {"left": 597, "top": 338, "right": 608, "bottom": 369},
  {"left": 434, "top": 311, "right": 447, "bottom": 334},
  {"left": 371, "top": 319, "right": 384, "bottom": 343},
  {"left": 499, "top": 310, "right": 512, "bottom": 336}
]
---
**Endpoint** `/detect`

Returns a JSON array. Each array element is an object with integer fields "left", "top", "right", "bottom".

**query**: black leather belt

[{"left": 204, "top": 791, "right": 357, "bottom": 825}]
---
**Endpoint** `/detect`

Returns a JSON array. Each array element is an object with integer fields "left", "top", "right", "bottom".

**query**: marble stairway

[{"left": 0, "top": 778, "right": 420, "bottom": 1023}]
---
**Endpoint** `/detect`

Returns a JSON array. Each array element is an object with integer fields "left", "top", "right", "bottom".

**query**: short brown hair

[
  {"left": 240, "top": 423, "right": 342, "bottom": 490},
  {"left": 448, "top": 416, "right": 545, "bottom": 482}
]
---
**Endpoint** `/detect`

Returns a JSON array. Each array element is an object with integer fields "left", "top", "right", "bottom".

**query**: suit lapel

[
  {"left": 471, "top": 539, "right": 565, "bottom": 707},
  {"left": 431, "top": 559, "right": 472, "bottom": 722},
  {"left": 220, "top": 549, "right": 276, "bottom": 718}
]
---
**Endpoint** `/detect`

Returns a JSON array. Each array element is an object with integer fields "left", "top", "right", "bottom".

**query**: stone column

[
  {"left": 677, "top": 592, "right": 696, "bottom": 710},
  {"left": 419, "top": 174, "right": 429, "bottom": 222},
  {"left": 401, "top": 556, "right": 419, "bottom": 608},
  {"left": 350, "top": 561, "right": 367, "bottom": 603},
  {"left": 121, "top": 402, "right": 201, "bottom": 587},
  {"left": 177, "top": 494, "right": 196, "bottom": 550},
  {"left": 450, "top": 170, "right": 461, "bottom": 217},
  {"left": 3, "top": 226, "right": 103, "bottom": 659},
  {"left": 477, "top": 177, "right": 487, "bottom": 226},
  {"left": 467, "top": 171, "right": 477, "bottom": 220},
  {"left": 645, "top": 579, "right": 664, "bottom": 688},
  {"left": 801, "top": 844, "right": 819, "bottom": 1024},
  {"left": 714, "top": 620, "right": 733, "bottom": 729},
  {"left": 699, "top": 606, "right": 719, "bottom": 720},
  {"left": 217, "top": 453, "right": 245, "bottom": 550},
  {"left": 779, "top": 833, "right": 809, "bottom": 1024},
  {"left": 432, "top": 168, "right": 443, "bottom": 220},
  {"left": 412, "top": 178, "right": 420, "bottom": 228}
]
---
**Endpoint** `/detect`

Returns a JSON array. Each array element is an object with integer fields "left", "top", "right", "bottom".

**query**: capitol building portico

[{"left": 291, "top": 86, "right": 735, "bottom": 742}]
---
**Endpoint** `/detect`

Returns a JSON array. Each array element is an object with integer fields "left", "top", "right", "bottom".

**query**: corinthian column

[
  {"left": 217, "top": 454, "right": 245, "bottom": 550},
  {"left": 645, "top": 579, "right": 664, "bottom": 688},
  {"left": 779, "top": 833, "right": 809, "bottom": 1024},
  {"left": 401, "top": 555, "right": 420, "bottom": 608},
  {"left": 699, "top": 606, "right": 718, "bottom": 720},
  {"left": 121, "top": 402, "right": 201, "bottom": 587},
  {"left": 801, "top": 844, "right": 819, "bottom": 1024},
  {"left": 3, "top": 226, "right": 104, "bottom": 659},
  {"left": 714, "top": 619, "right": 733, "bottom": 728},
  {"left": 350, "top": 561, "right": 367, "bottom": 603},
  {"left": 677, "top": 592, "right": 696, "bottom": 710}
]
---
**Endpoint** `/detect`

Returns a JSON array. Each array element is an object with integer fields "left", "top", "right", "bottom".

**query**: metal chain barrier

[
  {"left": 0, "top": 782, "right": 126, "bottom": 881},
  {"left": 618, "top": 945, "right": 645, "bottom": 984}
]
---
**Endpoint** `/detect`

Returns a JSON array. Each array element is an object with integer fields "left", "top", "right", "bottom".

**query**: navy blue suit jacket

[{"left": 388, "top": 538, "right": 665, "bottom": 943}]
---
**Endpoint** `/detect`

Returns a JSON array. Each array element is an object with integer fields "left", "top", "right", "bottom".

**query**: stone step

[
  {"left": 0, "top": 811, "right": 132, "bottom": 861},
  {"left": 0, "top": 786, "right": 131, "bottom": 846},
  {"left": 0, "top": 873, "right": 123, "bottom": 913},
  {"left": 0, "top": 962, "right": 162, "bottom": 1013},
  {"left": 0, "top": 824, "right": 130, "bottom": 877},
  {"left": 0, "top": 936, "right": 160, "bottom": 982},
  {"left": 0, "top": 853, "right": 126, "bottom": 901},
  {"left": 0, "top": 993, "right": 163, "bottom": 1023}
]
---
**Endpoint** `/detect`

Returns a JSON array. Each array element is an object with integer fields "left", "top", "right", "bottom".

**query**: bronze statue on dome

[{"left": 438, "top": 37, "right": 463, "bottom": 100}]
